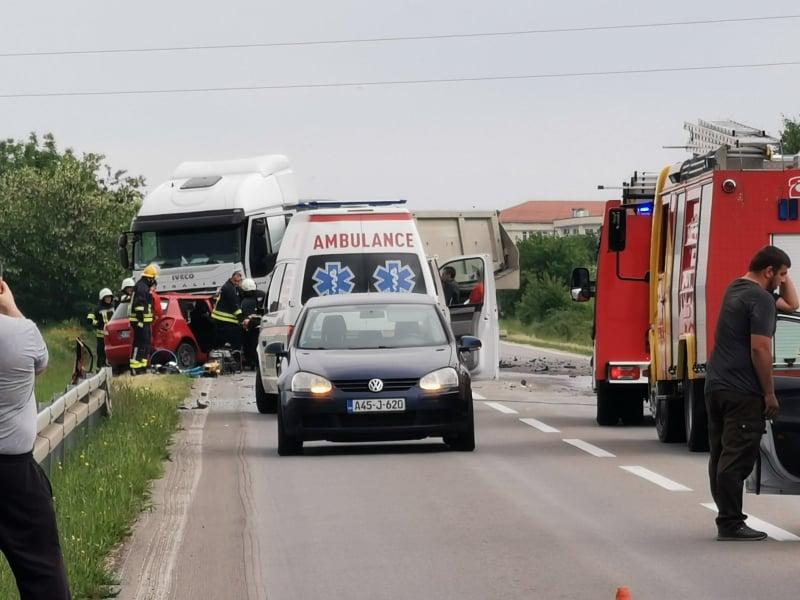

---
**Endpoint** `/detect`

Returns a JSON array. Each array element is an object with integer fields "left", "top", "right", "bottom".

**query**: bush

[{"left": 516, "top": 272, "right": 571, "bottom": 325}]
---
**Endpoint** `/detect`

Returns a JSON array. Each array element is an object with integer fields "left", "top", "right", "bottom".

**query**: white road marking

[
  {"left": 472, "top": 392, "right": 486, "bottom": 400},
  {"left": 563, "top": 438, "right": 616, "bottom": 458},
  {"left": 700, "top": 503, "right": 800, "bottom": 541},
  {"left": 519, "top": 417, "right": 560, "bottom": 433},
  {"left": 483, "top": 401, "right": 518, "bottom": 414},
  {"left": 620, "top": 466, "right": 692, "bottom": 492}
]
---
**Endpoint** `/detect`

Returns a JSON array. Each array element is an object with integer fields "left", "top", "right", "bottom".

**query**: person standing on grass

[
  {"left": 0, "top": 277, "right": 71, "bottom": 599},
  {"left": 705, "top": 245, "right": 798, "bottom": 542}
]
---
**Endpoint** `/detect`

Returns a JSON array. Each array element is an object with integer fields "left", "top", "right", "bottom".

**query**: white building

[{"left": 500, "top": 201, "right": 606, "bottom": 243}]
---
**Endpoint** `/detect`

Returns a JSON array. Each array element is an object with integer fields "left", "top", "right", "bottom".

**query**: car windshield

[
  {"left": 297, "top": 303, "right": 448, "bottom": 350},
  {"left": 133, "top": 226, "right": 242, "bottom": 269}
]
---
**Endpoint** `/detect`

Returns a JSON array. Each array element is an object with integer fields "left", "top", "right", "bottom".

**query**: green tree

[
  {"left": 0, "top": 134, "right": 144, "bottom": 322},
  {"left": 780, "top": 116, "right": 800, "bottom": 155}
]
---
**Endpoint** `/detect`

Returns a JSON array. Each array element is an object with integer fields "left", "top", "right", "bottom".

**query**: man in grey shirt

[{"left": 0, "top": 278, "right": 71, "bottom": 598}]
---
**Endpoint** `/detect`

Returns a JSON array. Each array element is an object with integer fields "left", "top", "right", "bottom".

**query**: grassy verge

[
  {"left": 501, "top": 318, "right": 592, "bottom": 356},
  {"left": 0, "top": 374, "right": 192, "bottom": 599}
]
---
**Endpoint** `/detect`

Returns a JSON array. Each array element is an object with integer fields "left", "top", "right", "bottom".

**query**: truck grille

[{"left": 332, "top": 378, "right": 418, "bottom": 392}]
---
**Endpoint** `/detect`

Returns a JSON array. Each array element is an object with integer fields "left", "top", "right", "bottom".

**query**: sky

[{"left": 0, "top": 1, "right": 798, "bottom": 211}]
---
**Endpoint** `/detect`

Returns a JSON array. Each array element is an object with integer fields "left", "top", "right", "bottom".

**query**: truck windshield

[{"left": 133, "top": 226, "right": 242, "bottom": 269}]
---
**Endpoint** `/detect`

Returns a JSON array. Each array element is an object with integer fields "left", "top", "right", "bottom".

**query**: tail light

[{"left": 610, "top": 366, "right": 640, "bottom": 381}]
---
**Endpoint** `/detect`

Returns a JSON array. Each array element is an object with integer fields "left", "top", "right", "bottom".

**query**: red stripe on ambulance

[{"left": 308, "top": 213, "right": 411, "bottom": 222}]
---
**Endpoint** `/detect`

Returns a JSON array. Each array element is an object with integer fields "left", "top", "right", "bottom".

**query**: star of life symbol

[
  {"left": 312, "top": 261, "right": 356, "bottom": 296},
  {"left": 373, "top": 260, "right": 415, "bottom": 293}
]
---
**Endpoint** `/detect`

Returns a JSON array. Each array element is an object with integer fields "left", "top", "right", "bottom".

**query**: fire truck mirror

[
  {"left": 608, "top": 207, "right": 627, "bottom": 252},
  {"left": 570, "top": 268, "right": 593, "bottom": 302}
]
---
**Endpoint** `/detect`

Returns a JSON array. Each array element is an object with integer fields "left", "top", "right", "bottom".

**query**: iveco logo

[
  {"left": 368, "top": 378, "right": 384, "bottom": 393},
  {"left": 172, "top": 274, "right": 195, "bottom": 280}
]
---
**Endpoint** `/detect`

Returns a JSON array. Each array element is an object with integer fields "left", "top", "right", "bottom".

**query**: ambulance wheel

[
  {"left": 655, "top": 391, "right": 686, "bottom": 443},
  {"left": 277, "top": 405, "right": 302, "bottom": 456},
  {"left": 255, "top": 372, "right": 278, "bottom": 414},
  {"left": 596, "top": 383, "right": 620, "bottom": 426},
  {"left": 683, "top": 371, "right": 709, "bottom": 452},
  {"left": 620, "top": 388, "right": 645, "bottom": 426}
]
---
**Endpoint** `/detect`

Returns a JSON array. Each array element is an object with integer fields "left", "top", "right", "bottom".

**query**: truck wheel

[
  {"left": 655, "top": 391, "right": 686, "bottom": 443},
  {"left": 620, "top": 388, "right": 645, "bottom": 426},
  {"left": 596, "top": 382, "right": 620, "bottom": 426},
  {"left": 684, "top": 372, "right": 709, "bottom": 452},
  {"left": 277, "top": 405, "right": 302, "bottom": 456},
  {"left": 255, "top": 372, "right": 278, "bottom": 414},
  {"left": 175, "top": 342, "right": 197, "bottom": 369}
]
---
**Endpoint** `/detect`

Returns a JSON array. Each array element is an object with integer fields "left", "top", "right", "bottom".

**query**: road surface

[{"left": 116, "top": 358, "right": 800, "bottom": 600}]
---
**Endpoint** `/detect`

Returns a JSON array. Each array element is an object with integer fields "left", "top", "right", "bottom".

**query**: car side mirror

[
  {"left": 608, "top": 207, "right": 627, "bottom": 251},
  {"left": 458, "top": 336, "right": 482, "bottom": 352},
  {"left": 265, "top": 341, "right": 287, "bottom": 357},
  {"left": 569, "top": 267, "right": 594, "bottom": 302}
]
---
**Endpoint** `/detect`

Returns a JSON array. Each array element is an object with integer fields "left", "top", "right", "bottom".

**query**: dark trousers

[
  {"left": 0, "top": 452, "right": 71, "bottom": 600},
  {"left": 706, "top": 389, "right": 765, "bottom": 529},
  {"left": 95, "top": 338, "right": 106, "bottom": 369},
  {"left": 214, "top": 321, "right": 242, "bottom": 350},
  {"left": 130, "top": 324, "right": 152, "bottom": 373}
]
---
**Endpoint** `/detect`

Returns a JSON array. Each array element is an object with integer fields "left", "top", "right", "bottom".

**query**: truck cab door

[{"left": 439, "top": 254, "right": 499, "bottom": 380}]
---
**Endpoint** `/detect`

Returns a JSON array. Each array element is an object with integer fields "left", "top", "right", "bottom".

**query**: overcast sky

[{"left": 1, "top": 1, "right": 798, "bottom": 210}]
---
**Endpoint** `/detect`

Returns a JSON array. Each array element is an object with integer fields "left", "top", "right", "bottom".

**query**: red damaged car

[{"left": 105, "top": 292, "right": 216, "bottom": 372}]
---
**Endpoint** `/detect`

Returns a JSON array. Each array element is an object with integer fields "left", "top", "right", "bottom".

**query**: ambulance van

[{"left": 254, "top": 203, "right": 499, "bottom": 412}]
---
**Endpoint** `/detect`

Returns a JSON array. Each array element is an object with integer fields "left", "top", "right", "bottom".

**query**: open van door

[
  {"left": 746, "top": 314, "right": 800, "bottom": 495},
  {"left": 439, "top": 254, "right": 499, "bottom": 380}
]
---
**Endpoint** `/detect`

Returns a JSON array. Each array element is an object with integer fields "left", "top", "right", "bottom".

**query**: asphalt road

[{"left": 117, "top": 360, "right": 800, "bottom": 600}]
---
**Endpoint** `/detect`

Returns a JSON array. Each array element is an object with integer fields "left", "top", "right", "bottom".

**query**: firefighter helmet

[
  {"left": 99, "top": 288, "right": 114, "bottom": 301},
  {"left": 240, "top": 278, "right": 257, "bottom": 292},
  {"left": 142, "top": 264, "right": 159, "bottom": 279},
  {"left": 121, "top": 277, "right": 135, "bottom": 289}
]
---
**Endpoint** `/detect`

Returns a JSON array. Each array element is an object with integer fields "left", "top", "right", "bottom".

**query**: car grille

[{"left": 332, "top": 378, "right": 418, "bottom": 392}]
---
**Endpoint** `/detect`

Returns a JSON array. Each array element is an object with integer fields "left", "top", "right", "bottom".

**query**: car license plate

[
  {"left": 347, "top": 398, "right": 406, "bottom": 413},
  {"left": 119, "top": 330, "right": 130, "bottom": 339}
]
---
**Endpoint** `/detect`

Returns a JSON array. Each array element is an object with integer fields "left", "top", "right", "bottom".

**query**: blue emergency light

[
  {"left": 635, "top": 203, "right": 653, "bottom": 215},
  {"left": 778, "top": 198, "right": 798, "bottom": 221}
]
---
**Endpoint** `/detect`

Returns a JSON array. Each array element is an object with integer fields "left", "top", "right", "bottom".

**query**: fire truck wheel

[
  {"left": 683, "top": 372, "right": 709, "bottom": 452},
  {"left": 255, "top": 371, "right": 278, "bottom": 414},
  {"left": 620, "top": 389, "right": 645, "bottom": 426},
  {"left": 596, "top": 383, "right": 620, "bottom": 426},
  {"left": 654, "top": 388, "right": 686, "bottom": 443}
]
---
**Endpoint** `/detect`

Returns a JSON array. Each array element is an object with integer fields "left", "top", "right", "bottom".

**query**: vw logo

[{"left": 368, "top": 378, "right": 384, "bottom": 393}]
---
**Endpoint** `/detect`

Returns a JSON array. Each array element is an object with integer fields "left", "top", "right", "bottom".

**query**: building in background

[{"left": 499, "top": 200, "right": 606, "bottom": 242}]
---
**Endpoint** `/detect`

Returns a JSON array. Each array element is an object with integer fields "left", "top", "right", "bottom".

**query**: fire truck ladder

[
  {"left": 683, "top": 119, "right": 778, "bottom": 159},
  {"left": 622, "top": 171, "right": 659, "bottom": 203}
]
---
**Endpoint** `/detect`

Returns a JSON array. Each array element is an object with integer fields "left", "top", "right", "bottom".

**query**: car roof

[{"left": 304, "top": 292, "right": 437, "bottom": 309}]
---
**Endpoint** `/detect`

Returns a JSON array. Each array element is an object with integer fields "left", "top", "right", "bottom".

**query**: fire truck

[
  {"left": 606, "top": 120, "right": 800, "bottom": 451},
  {"left": 570, "top": 173, "right": 654, "bottom": 425}
]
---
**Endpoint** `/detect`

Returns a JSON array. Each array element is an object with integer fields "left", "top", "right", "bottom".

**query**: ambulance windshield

[
  {"left": 133, "top": 226, "right": 242, "bottom": 270},
  {"left": 301, "top": 253, "right": 425, "bottom": 303}
]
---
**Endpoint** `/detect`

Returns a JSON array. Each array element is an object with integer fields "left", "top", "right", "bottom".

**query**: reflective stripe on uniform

[{"left": 211, "top": 309, "right": 240, "bottom": 324}]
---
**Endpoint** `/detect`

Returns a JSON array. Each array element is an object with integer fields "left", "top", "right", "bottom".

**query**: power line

[
  {"left": 1, "top": 59, "right": 798, "bottom": 99},
  {"left": 0, "top": 15, "right": 798, "bottom": 58}
]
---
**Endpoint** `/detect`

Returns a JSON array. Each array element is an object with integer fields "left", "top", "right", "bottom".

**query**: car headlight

[
  {"left": 419, "top": 367, "right": 459, "bottom": 391},
  {"left": 291, "top": 372, "right": 332, "bottom": 394}
]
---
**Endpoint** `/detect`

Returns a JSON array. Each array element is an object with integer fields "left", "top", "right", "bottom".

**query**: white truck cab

[
  {"left": 254, "top": 202, "right": 499, "bottom": 412},
  {"left": 119, "top": 155, "right": 297, "bottom": 292}
]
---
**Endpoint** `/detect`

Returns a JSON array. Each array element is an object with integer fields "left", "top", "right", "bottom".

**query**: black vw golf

[{"left": 266, "top": 293, "right": 480, "bottom": 455}]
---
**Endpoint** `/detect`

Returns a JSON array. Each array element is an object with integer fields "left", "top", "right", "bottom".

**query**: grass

[
  {"left": 501, "top": 318, "right": 592, "bottom": 356},
  {"left": 0, "top": 374, "right": 192, "bottom": 599}
]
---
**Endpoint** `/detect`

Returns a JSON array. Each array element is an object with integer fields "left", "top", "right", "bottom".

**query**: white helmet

[
  {"left": 121, "top": 277, "right": 135, "bottom": 289},
  {"left": 99, "top": 288, "right": 114, "bottom": 301},
  {"left": 240, "top": 278, "right": 257, "bottom": 292}
]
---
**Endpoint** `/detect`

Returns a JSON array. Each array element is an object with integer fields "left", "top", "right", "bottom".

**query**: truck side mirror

[
  {"left": 608, "top": 207, "right": 627, "bottom": 251},
  {"left": 569, "top": 267, "right": 594, "bottom": 302}
]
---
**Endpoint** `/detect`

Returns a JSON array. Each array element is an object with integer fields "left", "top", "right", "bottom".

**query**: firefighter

[
  {"left": 705, "top": 246, "right": 795, "bottom": 541},
  {"left": 87, "top": 288, "right": 115, "bottom": 368},
  {"left": 212, "top": 270, "right": 245, "bottom": 349},
  {"left": 129, "top": 265, "right": 158, "bottom": 375},
  {"left": 119, "top": 277, "right": 136, "bottom": 305},
  {"left": 240, "top": 278, "right": 265, "bottom": 368}
]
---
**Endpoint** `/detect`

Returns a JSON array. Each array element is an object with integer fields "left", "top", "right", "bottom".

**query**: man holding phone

[{"left": 0, "top": 276, "right": 72, "bottom": 598}]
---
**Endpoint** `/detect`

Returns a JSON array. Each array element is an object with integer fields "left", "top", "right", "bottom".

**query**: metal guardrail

[{"left": 34, "top": 367, "right": 112, "bottom": 469}]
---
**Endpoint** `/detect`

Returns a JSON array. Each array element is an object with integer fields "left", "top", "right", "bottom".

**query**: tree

[
  {"left": 780, "top": 116, "right": 800, "bottom": 155},
  {"left": 0, "top": 134, "right": 144, "bottom": 322}
]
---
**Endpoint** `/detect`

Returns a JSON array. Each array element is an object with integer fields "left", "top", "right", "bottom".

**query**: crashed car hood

[{"left": 294, "top": 345, "right": 453, "bottom": 380}]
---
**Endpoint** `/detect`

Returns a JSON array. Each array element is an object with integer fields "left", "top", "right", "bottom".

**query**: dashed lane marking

[
  {"left": 483, "top": 401, "right": 518, "bottom": 414},
  {"left": 519, "top": 417, "right": 560, "bottom": 433},
  {"left": 563, "top": 438, "right": 615, "bottom": 458},
  {"left": 700, "top": 503, "right": 800, "bottom": 541},
  {"left": 472, "top": 392, "right": 486, "bottom": 400},
  {"left": 620, "top": 466, "right": 692, "bottom": 492}
]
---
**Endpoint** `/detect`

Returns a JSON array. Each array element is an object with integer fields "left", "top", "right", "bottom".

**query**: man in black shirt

[
  {"left": 440, "top": 266, "right": 460, "bottom": 306},
  {"left": 212, "top": 271, "right": 245, "bottom": 349},
  {"left": 705, "top": 245, "right": 796, "bottom": 541}
]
